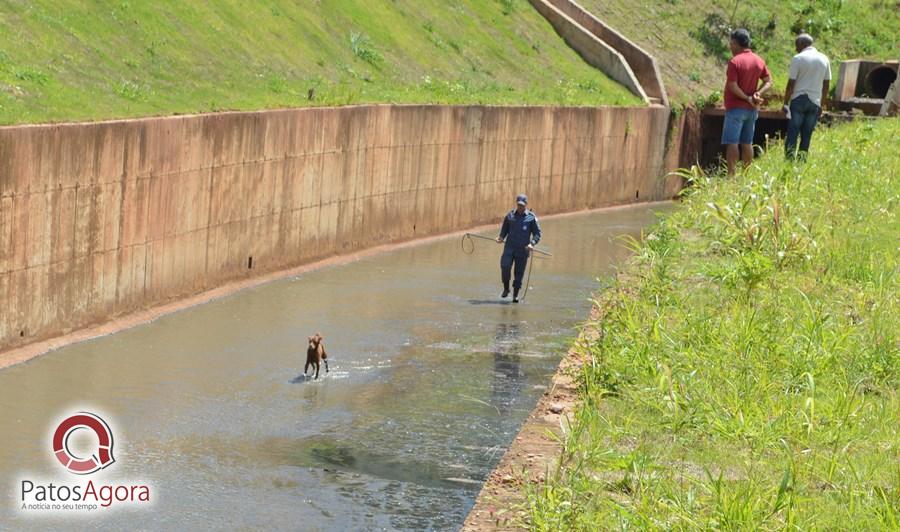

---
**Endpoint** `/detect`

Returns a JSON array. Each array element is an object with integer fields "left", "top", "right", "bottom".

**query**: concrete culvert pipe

[{"left": 864, "top": 65, "right": 897, "bottom": 98}]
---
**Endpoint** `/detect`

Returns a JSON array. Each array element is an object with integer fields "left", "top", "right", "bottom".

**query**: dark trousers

[
  {"left": 501, "top": 247, "right": 529, "bottom": 290},
  {"left": 785, "top": 94, "right": 821, "bottom": 159}
]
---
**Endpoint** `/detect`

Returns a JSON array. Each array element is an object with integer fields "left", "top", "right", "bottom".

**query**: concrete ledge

[
  {"left": 529, "top": 0, "right": 649, "bottom": 103},
  {"left": 543, "top": 0, "right": 668, "bottom": 106}
]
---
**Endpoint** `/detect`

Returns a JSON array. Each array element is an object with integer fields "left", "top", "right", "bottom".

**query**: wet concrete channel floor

[{"left": 0, "top": 204, "right": 666, "bottom": 530}]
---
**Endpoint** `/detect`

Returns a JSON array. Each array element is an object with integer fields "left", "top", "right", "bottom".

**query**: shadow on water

[
  {"left": 467, "top": 299, "right": 512, "bottom": 306},
  {"left": 289, "top": 374, "right": 328, "bottom": 384},
  {"left": 272, "top": 435, "right": 477, "bottom": 491}
]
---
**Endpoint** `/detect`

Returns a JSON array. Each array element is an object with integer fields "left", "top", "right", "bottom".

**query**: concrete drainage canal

[{"left": 0, "top": 204, "right": 667, "bottom": 530}]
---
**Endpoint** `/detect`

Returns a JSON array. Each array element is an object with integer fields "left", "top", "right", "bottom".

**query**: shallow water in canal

[{"left": 0, "top": 204, "right": 666, "bottom": 531}]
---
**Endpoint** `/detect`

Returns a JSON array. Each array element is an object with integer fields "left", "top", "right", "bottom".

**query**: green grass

[
  {"left": 0, "top": 0, "right": 640, "bottom": 125},
  {"left": 527, "top": 118, "right": 899, "bottom": 529},
  {"left": 582, "top": 0, "right": 898, "bottom": 105}
]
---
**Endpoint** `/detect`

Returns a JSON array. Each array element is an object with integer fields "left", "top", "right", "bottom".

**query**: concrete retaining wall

[{"left": 0, "top": 104, "right": 679, "bottom": 352}]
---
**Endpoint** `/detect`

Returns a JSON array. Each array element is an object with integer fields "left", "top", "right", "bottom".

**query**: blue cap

[{"left": 516, "top": 194, "right": 528, "bottom": 205}]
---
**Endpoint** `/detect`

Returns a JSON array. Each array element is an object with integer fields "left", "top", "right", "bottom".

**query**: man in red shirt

[{"left": 722, "top": 29, "right": 772, "bottom": 175}]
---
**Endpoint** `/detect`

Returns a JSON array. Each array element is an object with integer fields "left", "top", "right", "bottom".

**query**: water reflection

[{"left": 491, "top": 322, "right": 525, "bottom": 416}]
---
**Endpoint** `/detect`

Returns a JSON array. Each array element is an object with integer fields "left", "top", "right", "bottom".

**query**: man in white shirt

[{"left": 782, "top": 33, "right": 831, "bottom": 159}]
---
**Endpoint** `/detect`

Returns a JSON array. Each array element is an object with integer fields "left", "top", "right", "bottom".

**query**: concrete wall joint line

[
  {"left": 5, "top": 137, "right": 655, "bottom": 196},
  {"left": 2, "top": 163, "right": 665, "bottom": 276}
]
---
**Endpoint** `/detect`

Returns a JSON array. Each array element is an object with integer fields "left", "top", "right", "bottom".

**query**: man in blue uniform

[{"left": 495, "top": 194, "right": 542, "bottom": 303}]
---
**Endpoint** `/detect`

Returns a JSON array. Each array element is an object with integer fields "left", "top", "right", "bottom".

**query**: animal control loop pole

[
  {"left": 460, "top": 233, "right": 552, "bottom": 302},
  {"left": 461, "top": 233, "right": 553, "bottom": 256}
]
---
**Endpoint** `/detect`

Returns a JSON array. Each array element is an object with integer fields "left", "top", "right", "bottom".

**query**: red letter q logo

[{"left": 52, "top": 412, "right": 115, "bottom": 475}]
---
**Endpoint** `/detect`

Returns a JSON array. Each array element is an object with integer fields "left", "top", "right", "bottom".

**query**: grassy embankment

[
  {"left": 0, "top": 0, "right": 639, "bottom": 125},
  {"left": 581, "top": 0, "right": 898, "bottom": 105},
  {"left": 528, "top": 118, "right": 899, "bottom": 529}
]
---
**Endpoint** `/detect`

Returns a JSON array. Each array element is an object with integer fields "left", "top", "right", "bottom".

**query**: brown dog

[{"left": 305, "top": 333, "right": 329, "bottom": 379}]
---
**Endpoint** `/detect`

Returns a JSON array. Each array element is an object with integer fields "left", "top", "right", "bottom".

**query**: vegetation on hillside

[
  {"left": 583, "top": 0, "right": 898, "bottom": 105},
  {"left": 0, "top": 0, "right": 640, "bottom": 125},
  {"left": 527, "top": 118, "right": 899, "bottom": 529}
]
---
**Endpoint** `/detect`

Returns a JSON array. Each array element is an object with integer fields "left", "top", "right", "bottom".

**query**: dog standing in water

[{"left": 305, "top": 333, "right": 329, "bottom": 379}]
